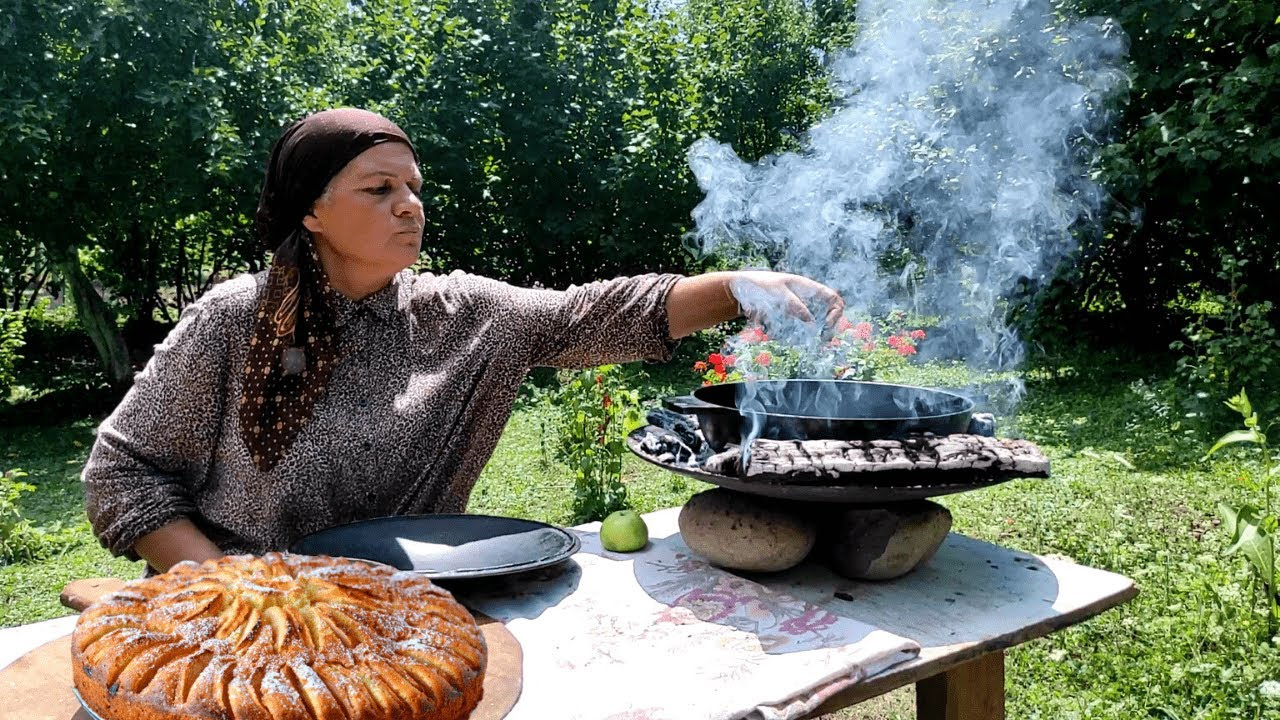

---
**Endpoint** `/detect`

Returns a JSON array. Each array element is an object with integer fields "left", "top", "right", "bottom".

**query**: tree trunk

[
  {"left": 24, "top": 264, "right": 49, "bottom": 310},
  {"left": 52, "top": 249, "right": 132, "bottom": 385}
]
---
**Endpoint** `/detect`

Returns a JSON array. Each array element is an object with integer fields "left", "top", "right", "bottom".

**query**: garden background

[{"left": 3, "top": 0, "right": 1280, "bottom": 717}]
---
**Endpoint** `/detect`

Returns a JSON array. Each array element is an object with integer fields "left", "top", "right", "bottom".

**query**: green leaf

[
  {"left": 1218, "top": 503, "right": 1276, "bottom": 588},
  {"left": 1219, "top": 502, "right": 1243, "bottom": 543},
  {"left": 1203, "top": 429, "right": 1265, "bottom": 460},
  {"left": 1224, "top": 388, "right": 1252, "bottom": 418}
]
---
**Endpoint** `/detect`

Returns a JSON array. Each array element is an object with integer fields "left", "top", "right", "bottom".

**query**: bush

[
  {"left": 16, "top": 297, "right": 96, "bottom": 366},
  {"left": 1057, "top": 0, "right": 1280, "bottom": 344},
  {"left": 1170, "top": 255, "right": 1280, "bottom": 418},
  {"left": 0, "top": 468, "right": 71, "bottom": 564},
  {"left": 543, "top": 365, "right": 645, "bottom": 523},
  {"left": 691, "top": 312, "right": 934, "bottom": 385},
  {"left": 0, "top": 310, "right": 23, "bottom": 400}
]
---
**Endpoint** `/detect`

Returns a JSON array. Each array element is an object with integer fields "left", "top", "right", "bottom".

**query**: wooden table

[
  {"left": 571, "top": 507, "right": 1137, "bottom": 720},
  {"left": 0, "top": 507, "right": 1135, "bottom": 720},
  {"left": 773, "top": 529, "right": 1139, "bottom": 719}
]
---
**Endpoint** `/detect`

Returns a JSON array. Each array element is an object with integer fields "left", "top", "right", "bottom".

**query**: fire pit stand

[
  {"left": 627, "top": 428, "right": 1025, "bottom": 503},
  {"left": 629, "top": 410, "right": 1051, "bottom": 581}
]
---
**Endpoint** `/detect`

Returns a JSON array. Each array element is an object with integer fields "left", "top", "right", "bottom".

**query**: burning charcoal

[
  {"left": 744, "top": 435, "right": 1050, "bottom": 481},
  {"left": 703, "top": 448, "right": 741, "bottom": 476},
  {"left": 647, "top": 408, "right": 705, "bottom": 450},
  {"left": 639, "top": 433, "right": 666, "bottom": 455},
  {"left": 639, "top": 426, "right": 702, "bottom": 467},
  {"left": 967, "top": 413, "right": 996, "bottom": 437}
]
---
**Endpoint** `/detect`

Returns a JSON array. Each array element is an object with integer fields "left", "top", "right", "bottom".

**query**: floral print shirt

[{"left": 83, "top": 269, "right": 681, "bottom": 561}]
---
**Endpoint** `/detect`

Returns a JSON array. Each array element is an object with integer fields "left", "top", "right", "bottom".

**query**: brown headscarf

[{"left": 241, "top": 108, "right": 417, "bottom": 471}]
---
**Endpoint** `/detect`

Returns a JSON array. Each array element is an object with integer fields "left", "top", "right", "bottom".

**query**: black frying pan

[{"left": 665, "top": 379, "right": 975, "bottom": 451}]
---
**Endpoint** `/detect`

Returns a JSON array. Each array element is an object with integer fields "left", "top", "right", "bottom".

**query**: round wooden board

[{"left": 0, "top": 612, "right": 521, "bottom": 720}]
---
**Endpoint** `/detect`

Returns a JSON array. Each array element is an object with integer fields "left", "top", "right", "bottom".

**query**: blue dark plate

[{"left": 289, "top": 514, "right": 580, "bottom": 581}]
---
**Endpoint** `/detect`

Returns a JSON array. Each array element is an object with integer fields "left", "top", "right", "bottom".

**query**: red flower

[
  {"left": 693, "top": 361, "right": 708, "bottom": 372},
  {"left": 755, "top": 351, "right": 772, "bottom": 366},
  {"left": 836, "top": 317, "right": 854, "bottom": 332},
  {"left": 853, "top": 322, "right": 873, "bottom": 341},
  {"left": 910, "top": 329, "right": 927, "bottom": 341},
  {"left": 861, "top": 342, "right": 875, "bottom": 352},
  {"left": 702, "top": 380, "right": 712, "bottom": 386},
  {"left": 896, "top": 344, "right": 917, "bottom": 357},
  {"left": 723, "top": 354, "right": 737, "bottom": 367},
  {"left": 887, "top": 335, "right": 903, "bottom": 348},
  {"left": 707, "top": 353, "right": 723, "bottom": 366}
]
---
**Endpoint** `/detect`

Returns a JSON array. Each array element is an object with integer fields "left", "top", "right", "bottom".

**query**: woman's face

[{"left": 303, "top": 142, "right": 424, "bottom": 288}]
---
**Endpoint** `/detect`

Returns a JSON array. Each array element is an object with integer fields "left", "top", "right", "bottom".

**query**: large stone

[
  {"left": 678, "top": 489, "right": 818, "bottom": 573},
  {"left": 821, "top": 501, "right": 952, "bottom": 580}
]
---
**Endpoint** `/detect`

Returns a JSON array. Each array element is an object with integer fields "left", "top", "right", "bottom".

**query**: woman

[{"left": 83, "top": 108, "right": 844, "bottom": 573}]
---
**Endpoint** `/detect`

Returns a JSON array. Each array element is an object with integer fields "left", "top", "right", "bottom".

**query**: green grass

[
  {"left": 3, "top": 344, "right": 1280, "bottom": 718},
  {"left": 0, "top": 418, "right": 143, "bottom": 625}
]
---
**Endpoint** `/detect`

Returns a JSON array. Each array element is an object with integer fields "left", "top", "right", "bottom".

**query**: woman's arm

[
  {"left": 132, "top": 518, "right": 224, "bottom": 573},
  {"left": 84, "top": 284, "right": 239, "bottom": 567},
  {"left": 666, "top": 270, "right": 845, "bottom": 339},
  {"left": 487, "top": 268, "right": 843, "bottom": 369}
]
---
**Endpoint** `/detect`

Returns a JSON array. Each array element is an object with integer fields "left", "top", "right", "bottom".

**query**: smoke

[{"left": 688, "top": 0, "right": 1128, "bottom": 411}]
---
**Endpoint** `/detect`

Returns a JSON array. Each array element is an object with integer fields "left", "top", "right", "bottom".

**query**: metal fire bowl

[{"left": 627, "top": 428, "right": 1021, "bottom": 504}]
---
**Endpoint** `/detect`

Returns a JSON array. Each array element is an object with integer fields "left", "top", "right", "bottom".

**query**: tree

[
  {"left": 0, "top": 0, "right": 360, "bottom": 379},
  {"left": 0, "top": 0, "right": 860, "bottom": 382},
  {"left": 1064, "top": 0, "right": 1280, "bottom": 342}
]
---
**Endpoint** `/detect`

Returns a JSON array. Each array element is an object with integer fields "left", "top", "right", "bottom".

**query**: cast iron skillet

[{"left": 665, "top": 379, "right": 975, "bottom": 450}]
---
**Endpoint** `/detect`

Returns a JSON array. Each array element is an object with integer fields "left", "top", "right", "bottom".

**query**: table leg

[{"left": 915, "top": 650, "right": 1005, "bottom": 720}]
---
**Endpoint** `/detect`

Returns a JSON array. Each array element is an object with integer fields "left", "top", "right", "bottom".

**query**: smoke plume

[{"left": 689, "top": 0, "right": 1128, "bottom": 407}]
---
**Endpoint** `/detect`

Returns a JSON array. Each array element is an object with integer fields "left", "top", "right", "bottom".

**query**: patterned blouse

[{"left": 82, "top": 270, "right": 682, "bottom": 561}]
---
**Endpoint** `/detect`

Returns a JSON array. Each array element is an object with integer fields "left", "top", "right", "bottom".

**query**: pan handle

[{"left": 663, "top": 395, "right": 718, "bottom": 414}]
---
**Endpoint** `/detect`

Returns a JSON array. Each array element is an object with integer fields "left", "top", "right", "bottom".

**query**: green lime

[{"left": 599, "top": 510, "right": 649, "bottom": 552}]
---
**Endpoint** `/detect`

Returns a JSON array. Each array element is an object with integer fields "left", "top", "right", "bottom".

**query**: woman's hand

[
  {"left": 133, "top": 518, "right": 224, "bottom": 573},
  {"left": 728, "top": 270, "right": 845, "bottom": 331},
  {"left": 667, "top": 270, "right": 845, "bottom": 339}
]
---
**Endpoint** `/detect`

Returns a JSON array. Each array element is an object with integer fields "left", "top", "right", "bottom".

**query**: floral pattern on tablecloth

[
  {"left": 460, "top": 524, "right": 919, "bottom": 720},
  {"left": 636, "top": 551, "right": 858, "bottom": 654}
]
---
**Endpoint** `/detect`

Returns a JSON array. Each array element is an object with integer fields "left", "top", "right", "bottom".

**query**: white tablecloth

[
  {"left": 0, "top": 508, "right": 918, "bottom": 720},
  {"left": 459, "top": 508, "right": 918, "bottom": 720},
  {"left": 0, "top": 615, "right": 76, "bottom": 672}
]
